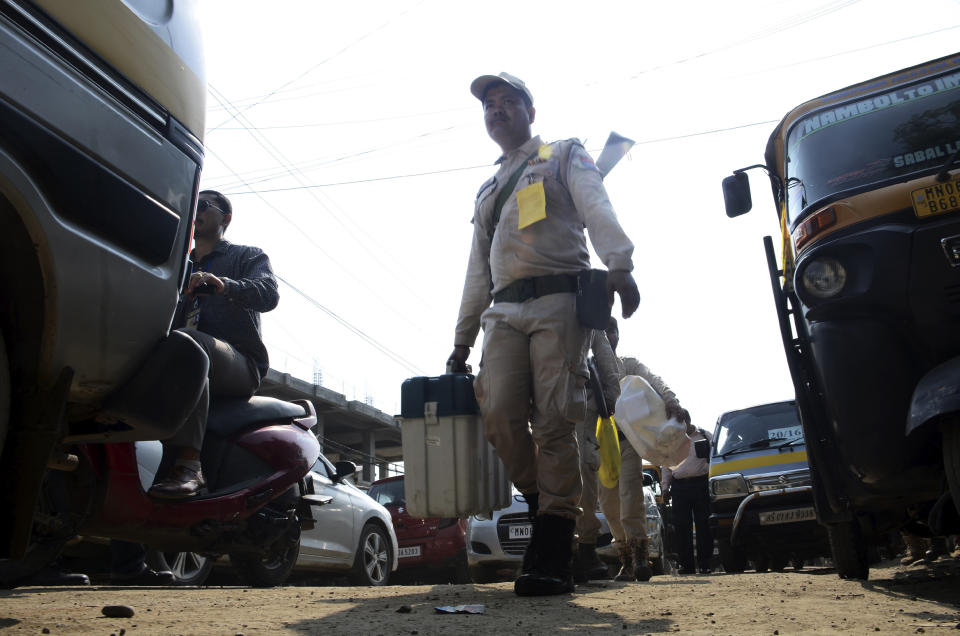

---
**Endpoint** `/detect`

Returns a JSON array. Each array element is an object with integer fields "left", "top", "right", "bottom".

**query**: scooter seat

[{"left": 206, "top": 396, "right": 307, "bottom": 437}]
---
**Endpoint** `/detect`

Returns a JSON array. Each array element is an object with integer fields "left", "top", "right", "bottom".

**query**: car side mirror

[
  {"left": 694, "top": 438, "right": 711, "bottom": 459},
  {"left": 642, "top": 473, "right": 654, "bottom": 487},
  {"left": 334, "top": 460, "right": 358, "bottom": 481},
  {"left": 722, "top": 172, "right": 753, "bottom": 218}
]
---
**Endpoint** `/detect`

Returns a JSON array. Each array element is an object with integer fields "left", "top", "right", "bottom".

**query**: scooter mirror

[
  {"left": 694, "top": 438, "right": 711, "bottom": 459},
  {"left": 334, "top": 460, "right": 358, "bottom": 481}
]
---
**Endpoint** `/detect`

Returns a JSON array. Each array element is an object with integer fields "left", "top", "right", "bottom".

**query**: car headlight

[
  {"left": 711, "top": 475, "right": 748, "bottom": 497},
  {"left": 802, "top": 257, "right": 847, "bottom": 299}
]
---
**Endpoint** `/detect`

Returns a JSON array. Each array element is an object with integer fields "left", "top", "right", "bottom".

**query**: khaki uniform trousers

[
  {"left": 598, "top": 437, "right": 647, "bottom": 543},
  {"left": 473, "top": 293, "right": 590, "bottom": 519},
  {"left": 575, "top": 414, "right": 602, "bottom": 543}
]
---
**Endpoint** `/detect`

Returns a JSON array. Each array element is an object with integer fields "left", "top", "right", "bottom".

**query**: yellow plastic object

[{"left": 596, "top": 416, "right": 621, "bottom": 489}]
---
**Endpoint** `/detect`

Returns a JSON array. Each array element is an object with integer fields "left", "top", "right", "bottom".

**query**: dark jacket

[{"left": 173, "top": 240, "right": 279, "bottom": 380}]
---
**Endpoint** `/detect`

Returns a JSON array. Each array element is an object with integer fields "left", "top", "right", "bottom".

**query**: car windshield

[
  {"left": 784, "top": 68, "right": 960, "bottom": 224},
  {"left": 714, "top": 403, "right": 803, "bottom": 457},
  {"left": 368, "top": 479, "right": 404, "bottom": 507}
]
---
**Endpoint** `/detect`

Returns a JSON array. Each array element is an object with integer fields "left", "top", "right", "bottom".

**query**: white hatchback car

[
  {"left": 296, "top": 455, "right": 399, "bottom": 585},
  {"left": 137, "top": 444, "right": 398, "bottom": 586}
]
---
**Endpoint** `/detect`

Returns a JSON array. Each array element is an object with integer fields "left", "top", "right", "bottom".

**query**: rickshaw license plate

[
  {"left": 758, "top": 507, "right": 816, "bottom": 525},
  {"left": 398, "top": 546, "right": 421, "bottom": 558},
  {"left": 509, "top": 524, "right": 533, "bottom": 539},
  {"left": 911, "top": 177, "right": 960, "bottom": 217}
]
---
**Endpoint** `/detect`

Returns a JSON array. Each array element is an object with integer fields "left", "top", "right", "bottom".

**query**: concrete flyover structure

[{"left": 256, "top": 369, "right": 402, "bottom": 486}]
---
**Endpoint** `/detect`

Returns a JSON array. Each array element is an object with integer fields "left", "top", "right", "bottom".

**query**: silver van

[{"left": 0, "top": 0, "right": 205, "bottom": 558}]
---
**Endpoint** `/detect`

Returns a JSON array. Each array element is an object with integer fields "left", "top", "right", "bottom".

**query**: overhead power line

[
  {"left": 208, "top": 0, "right": 425, "bottom": 133},
  {"left": 276, "top": 273, "right": 424, "bottom": 377},
  {"left": 221, "top": 118, "right": 779, "bottom": 195}
]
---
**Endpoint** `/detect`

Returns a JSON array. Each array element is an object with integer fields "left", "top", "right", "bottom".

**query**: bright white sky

[{"left": 196, "top": 0, "right": 959, "bottom": 427}]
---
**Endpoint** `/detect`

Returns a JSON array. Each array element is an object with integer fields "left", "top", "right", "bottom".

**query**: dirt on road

[{"left": 1, "top": 558, "right": 958, "bottom": 635}]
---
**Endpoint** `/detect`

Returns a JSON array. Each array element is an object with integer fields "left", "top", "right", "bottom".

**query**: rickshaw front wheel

[
  {"left": 827, "top": 520, "right": 869, "bottom": 580},
  {"left": 942, "top": 422, "right": 960, "bottom": 518}
]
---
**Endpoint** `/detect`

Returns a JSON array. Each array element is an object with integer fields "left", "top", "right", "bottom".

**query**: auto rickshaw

[{"left": 722, "top": 53, "right": 960, "bottom": 579}]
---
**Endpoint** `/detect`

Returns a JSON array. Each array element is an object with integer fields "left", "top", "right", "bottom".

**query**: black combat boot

[
  {"left": 519, "top": 493, "right": 540, "bottom": 575},
  {"left": 514, "top": 514, "right": 575, "bottom": 596},
  {"left": 573, "top": 542, "right": 611, "bottom": 583}
]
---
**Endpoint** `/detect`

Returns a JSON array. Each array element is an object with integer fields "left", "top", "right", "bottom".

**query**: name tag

[{"left": 517, "top": 181, "right": 546, "bottom": 229}]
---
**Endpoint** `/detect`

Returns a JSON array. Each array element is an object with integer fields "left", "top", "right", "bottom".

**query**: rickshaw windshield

[
  {"left": 714, "top": 403, "right": 803, "bottom": 457},
  {"left": 785, "top": 69, "right": 960, "bottom": 224}
]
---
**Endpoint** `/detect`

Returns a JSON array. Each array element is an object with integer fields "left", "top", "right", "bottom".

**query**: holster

[{"left": 576, "top": 269, "right": 611, "bottom": 330}]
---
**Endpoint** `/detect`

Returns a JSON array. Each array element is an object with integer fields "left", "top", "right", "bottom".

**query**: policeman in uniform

[{"left": 447, "top": 73, "right": 640, "bottom": 596}]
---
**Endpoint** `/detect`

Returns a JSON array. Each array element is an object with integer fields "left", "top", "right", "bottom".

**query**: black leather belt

[{"left": 493, "top": 274, "right": 579, "bottom": 304}]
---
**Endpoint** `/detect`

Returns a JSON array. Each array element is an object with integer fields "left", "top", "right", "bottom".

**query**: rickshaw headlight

[
  {"left": 802, "top": 257, "right": 847, "bottom": 298},
  {"left": 711, "top": 475, "right": 747, "bottom": 497}
]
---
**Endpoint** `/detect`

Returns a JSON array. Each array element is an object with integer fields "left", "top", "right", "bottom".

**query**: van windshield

[
  {"left": 715, "top": 403, "right": 802, "bottom": 457},
  {"left": 368, "top": 479, "right": 404, "bottom": 507},
  {"left": 785, "top": 68, "right": 960, "bottom": 223}
]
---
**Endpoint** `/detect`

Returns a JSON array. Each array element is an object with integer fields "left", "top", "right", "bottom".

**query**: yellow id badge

[{"left": 517, "top": 181, "right": 546, "bottom": 229}]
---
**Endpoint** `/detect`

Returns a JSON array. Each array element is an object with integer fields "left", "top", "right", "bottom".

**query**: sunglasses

[{"left": 198, "top": 199, "right": 226, "bottom": 214}]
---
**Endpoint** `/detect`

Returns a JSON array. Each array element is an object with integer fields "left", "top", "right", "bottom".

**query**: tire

[
  {"left": 770, "top": 554, "right": 789, "bottom": 572},
  {"left": 753, "top": 554, "right": 770, "bottom": 573},
  {"left": 468, "top": 564, "right": 501, "bottom": 583},
  {"left": 0, "top": 327, "right": 9, "bottom": 458},
  {"left": 827, "top": 520, "right": 869, "bottom": 580},
  {"left": 147, "top": 549, "right": 213, "bottom": 586},
  {"left": 651, "top": 550, "right": 668, "bottom": 576},
  {"left": 792, "top": 558, "right": 804, "bottom": 571},
  {"left": 349, "top": 523, "right": 391, "bottom": 586},
  {"left": 718, "top": 539, "right": 747, "bottom": 574},
  {"left": 0, "top": 470, "right": 78, "bottom": 588},
  {"left": 943, "top": 423, "right": 960, "bottom": 518},
  {"left": 230, "top": 523, "right": 300, "bottom": 588},
  {"left": 450, "top": 550, "right": 471, "bottom": 584}
]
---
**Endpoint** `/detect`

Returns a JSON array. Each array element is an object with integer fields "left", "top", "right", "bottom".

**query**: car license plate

[
  {"left": 398, "top": 546, "right": 421, "bottom": 558},
  {"left": 758, "top": 507, "right": 817, "bottom": 525},
  {"left": 912, "top": 177, "right": 960, "bottom": 217},
  {"left": 509, "top": 524, "right": 533, "bottom": 539}
]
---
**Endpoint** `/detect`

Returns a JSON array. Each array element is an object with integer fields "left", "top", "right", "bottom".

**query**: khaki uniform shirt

[
  {"left": 618, "top": 357, "right": 677, "bottom": 406},
  {"left": 454, "top": 135, "right": 635, "bottom": 347}
]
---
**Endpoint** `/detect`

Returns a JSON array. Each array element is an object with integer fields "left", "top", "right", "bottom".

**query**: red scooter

[{"left": 4, "top": 394, "right": 324, "bottom": 588}]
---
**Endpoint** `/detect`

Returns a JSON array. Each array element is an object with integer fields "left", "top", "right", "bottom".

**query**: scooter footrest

[{"left": 302, "top": 494, "right": 333, "bottom": 507}]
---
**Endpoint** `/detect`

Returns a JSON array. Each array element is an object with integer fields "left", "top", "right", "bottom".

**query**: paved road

[{"left": 1, "top": 558, "right": 958, "bottom": 634}]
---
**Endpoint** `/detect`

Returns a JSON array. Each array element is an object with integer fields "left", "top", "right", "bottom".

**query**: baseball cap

[{"left": 470, "top": 72, "right": 534, "bottom": 106}]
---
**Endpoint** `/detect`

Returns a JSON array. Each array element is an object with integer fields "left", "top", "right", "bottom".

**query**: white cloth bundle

[{"left": 614, "top": 375, "right": 690, "bottom": 466}]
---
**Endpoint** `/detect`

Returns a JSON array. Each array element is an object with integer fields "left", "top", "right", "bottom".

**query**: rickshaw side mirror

[{"left": 722, "top": 172, "right": 753, "bottom": 218}]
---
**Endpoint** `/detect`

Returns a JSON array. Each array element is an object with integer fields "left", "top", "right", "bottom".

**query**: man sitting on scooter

[{"left": 148, "top": 190, "right": 280, "bottom": 498}]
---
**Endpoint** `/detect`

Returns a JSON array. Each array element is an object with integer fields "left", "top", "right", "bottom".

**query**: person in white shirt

[{"left": 662, "top": 427, "right": 713, "bottom": 574}]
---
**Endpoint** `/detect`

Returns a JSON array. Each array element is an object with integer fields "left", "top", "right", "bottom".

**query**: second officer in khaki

[{"left": 447, "top": 73, "right": 640, "bottom": 596}]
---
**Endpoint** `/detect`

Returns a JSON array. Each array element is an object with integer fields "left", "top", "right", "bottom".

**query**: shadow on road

[
  {"left": 286, "top": 582, "right": 674, "bottom": 634},
  {"left": 860, "top": 557, "right": 960, "bottom": 609}
]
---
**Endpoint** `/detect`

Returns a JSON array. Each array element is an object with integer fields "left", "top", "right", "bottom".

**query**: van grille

[{"left": 747, "top": 468, "right": 811, "bottom": 492}]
